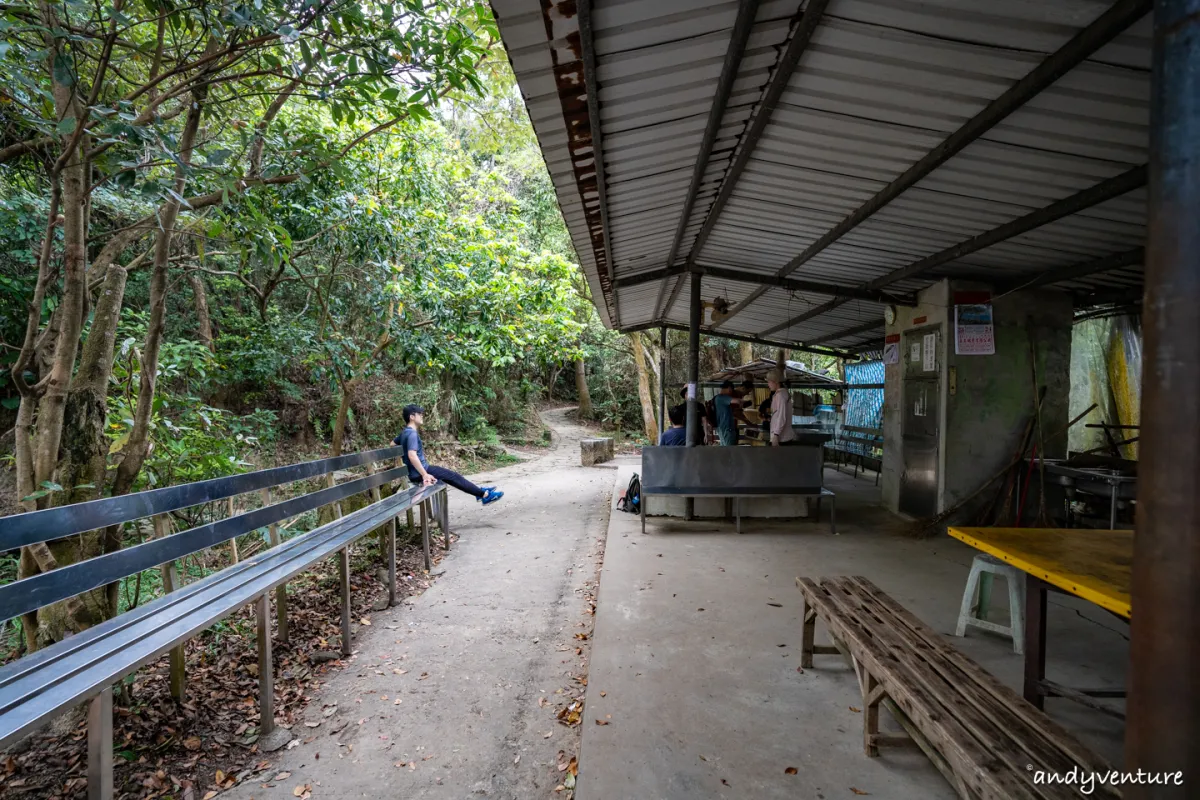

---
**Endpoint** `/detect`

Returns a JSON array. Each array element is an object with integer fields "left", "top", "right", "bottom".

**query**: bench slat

[
  {"left": 0, "top": 446, "right": 406, "bottom": 550},
  {"left": 0, "top": 484, "right": 442, "bottom": 749},
  {"left": 844, "top": 577, "right": 1118, "bottom": 782},
  {"left": 823, "top": 578, "right": 1107, "bottom": 800},
  {"left": 798, "top": 578, "right": 1041, "bottom": 800},
  {"left": 0, "top": 465, "right": 410, "bottom": 623}
]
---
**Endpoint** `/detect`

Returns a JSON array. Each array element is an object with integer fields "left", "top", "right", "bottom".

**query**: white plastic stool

[{"left": 954, "top": 554, "right": 1025, "bottom": 654}]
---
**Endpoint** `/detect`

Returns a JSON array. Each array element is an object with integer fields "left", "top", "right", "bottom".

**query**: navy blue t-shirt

[
  {"left": 394, "top": 426, "right": 428, "bottom": 481},
  {"left": 659, "top": 427, "right": 687, "bottom": 446}
]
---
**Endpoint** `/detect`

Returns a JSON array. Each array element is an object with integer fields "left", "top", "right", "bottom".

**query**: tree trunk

[
  {"left": 575, "top": 359, "right": 593, "bottom": 419},
  {"left": 630, "top": 334, "right": 658, "bottom": 443},
  {"left": 739, "top": 341, "right": 753, "bottom": 366},
  {"left": 331, "top": 378, "right": 356, "bottom": 457},
  {"left": 189, "top": 272, "right": 215, "bottom": 352}
]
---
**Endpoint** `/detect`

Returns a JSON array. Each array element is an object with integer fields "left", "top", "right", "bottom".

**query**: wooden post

[
  {"left": 255, "top": 594, "right": 275, "bottom": 737},
  {"left": 87, "top": 687, "right": 113, "bottom": 800},
  {"left": 226, "top": 497, "right": 240, "bottom": 564},
  {"left": 801, "top": 604, "right": 816, "bottom": 669},
  {"left": 420, "top": 501, "right": 431, "bottom": 572},
  {"left": 153, "top": 515, "right": 186, "bottom": 701},
  {"left": 338, "top": 547, "right": 352, "bottom": 656},
  {"left": 260, "top": 487, "right": 288, "bottom": 643},
  {"left": 368, "top": 462, "right": 386, "bottom": 555},
  {"left": 863, "top": 673, "right": 882, "bottom": 757}
]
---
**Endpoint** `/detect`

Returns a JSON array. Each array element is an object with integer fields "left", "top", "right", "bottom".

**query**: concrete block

[{"left": 581, "top": 437, "right": 614, "bottom": 466}]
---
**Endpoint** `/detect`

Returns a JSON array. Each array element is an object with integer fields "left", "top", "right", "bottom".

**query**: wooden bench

[
  {"left": 640, "top": 446, "right": 835, "bottom": 535},
  {"left": 796, "top": 576, "right": 1118, "bottom": 799},
  {"left": 0, "top": 447, "right": 449, "bottom": 799}
]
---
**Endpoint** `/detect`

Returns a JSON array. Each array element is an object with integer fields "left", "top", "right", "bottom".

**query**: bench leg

[
  {"left": 339, "top": 547, "right": 352, "bottom": 656},
  {"left": 801, "top": 605, "right": 816, "bottom": 668},
  {"left": 1007, "top": 571, "right": 1026, "bottom": 656},
  {"left": 863, "top": 673, "right": 882, "bottom": 757},
  {"left": 388, "top": 517, "right": 398, "bottom": 607},
  {"left": 87, "top": 687, "right": 113, "bottom": 800},
  {"left": 442, "top": 491, "right": 451, "bottom": 551},
  {"left": 256, "top": 594, "right": 276, "bottom": 737},
  {"left": 735, "top": 497, "right": 741, "bottom": 534},
  {"left": 420, "top": 500, "right": 432, "bottom": 572}
]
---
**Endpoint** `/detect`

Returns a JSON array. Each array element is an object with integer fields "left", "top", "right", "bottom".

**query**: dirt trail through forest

[{"left": 226, "top": 407, "right": 611, "bottom": 800}]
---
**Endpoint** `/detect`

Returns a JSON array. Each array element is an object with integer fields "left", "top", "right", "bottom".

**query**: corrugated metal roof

[{"left": 492, "top": 0, "right": 1150, "bottom": 348}]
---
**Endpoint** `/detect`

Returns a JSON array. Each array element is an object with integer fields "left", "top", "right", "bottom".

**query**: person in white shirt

[{"left": 767, "top": 370, "right": 795, "bottom": 446}]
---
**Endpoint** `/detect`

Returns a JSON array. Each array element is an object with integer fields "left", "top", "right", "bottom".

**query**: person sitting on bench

[
  {"left": 394, "top": 404, "right": 504, "bottom": 504},
  {"left": 659, "top": 403, "right": 687, "bottom": 446}
]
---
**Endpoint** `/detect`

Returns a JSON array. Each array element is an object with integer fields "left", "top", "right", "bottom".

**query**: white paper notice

[
  {"left": 922, "top": 333, "right": 936, "bottom": 372},
  {"left": 910, "top": 343, "right": 921, "bottom": 362},
  {"left": 883, "top": 342, "right": 899, "bottom": 365}
]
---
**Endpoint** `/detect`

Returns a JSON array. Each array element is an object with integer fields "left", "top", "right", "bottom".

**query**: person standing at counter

[
  {"left": 767, "top": 370, "right": 796, "bottom": 446},
  {"left": 713, "top": 380, "right": 739, "bottom": 446}
]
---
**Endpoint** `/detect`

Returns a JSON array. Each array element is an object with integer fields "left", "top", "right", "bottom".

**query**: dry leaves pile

[{"left": 0, "top": 535, "right": 452, "bottom": 799}]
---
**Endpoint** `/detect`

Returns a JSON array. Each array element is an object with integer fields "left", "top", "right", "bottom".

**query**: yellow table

[{"left": 948, "top": 527, "right": 1132, "bottom": 715}]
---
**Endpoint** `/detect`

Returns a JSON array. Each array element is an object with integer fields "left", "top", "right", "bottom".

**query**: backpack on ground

[{"left": 617, "top": 472, "right": 641, "bottom": 514}]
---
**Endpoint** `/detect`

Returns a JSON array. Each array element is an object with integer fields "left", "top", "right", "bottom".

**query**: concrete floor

[{"left": 579, "top": 465, "right": 1129, "bottom": 800}]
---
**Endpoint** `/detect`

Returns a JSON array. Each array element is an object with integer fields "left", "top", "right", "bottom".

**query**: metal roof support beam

[
  {"left": 651, "top": 0, "right": 761, "bottom": 322},
  {"left": 660, "top": 0, "right": 832, "bottom": 322},
  {"left": 714, "top": 0, "right": 1150, "bottom": 332},
  {"left": 759, "top": 165, "right": 1148, "bottom": 336},
  {"left": 804, "top": 319, "right": 884, "bottom": 346},
  {"left": 619, "top": 321, "right": 855, "bottom": 360},
  {"left": 578, "top": 0, "right": 620, "bottom": 328},
  {"left": 617, "top": 265, "right": 917, "bottom": 306}
]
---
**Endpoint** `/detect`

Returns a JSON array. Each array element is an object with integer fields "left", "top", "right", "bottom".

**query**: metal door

[{"left": 900, "top": 326, "right": 941, "bottom": 517}]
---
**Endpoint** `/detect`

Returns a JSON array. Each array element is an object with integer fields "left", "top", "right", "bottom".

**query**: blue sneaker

[{"left": 480, "top": 488, "right": 504, "bottom": 505}]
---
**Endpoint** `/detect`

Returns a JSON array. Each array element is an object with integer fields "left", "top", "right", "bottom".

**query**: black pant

[{"left": 427, "top": 465, "right": 485, "bottom": 498}]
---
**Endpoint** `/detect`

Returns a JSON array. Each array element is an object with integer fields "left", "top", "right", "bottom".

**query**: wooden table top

[{"left": 948, "top": 527, "right": 1132, "bottom": 619}]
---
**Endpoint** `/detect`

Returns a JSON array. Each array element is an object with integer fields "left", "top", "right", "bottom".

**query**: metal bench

[
  {"left": 796, "top": 576, "right": 1118, "bottom": 799},
  {"left": 640, "top": 446, "right": 835, "bottom": 535},
  {"left": 0, "top": 447, "right": 448, "bottom": 799},
  {"left": 824, "top": 425, "right": 883, "bottom": 485}
]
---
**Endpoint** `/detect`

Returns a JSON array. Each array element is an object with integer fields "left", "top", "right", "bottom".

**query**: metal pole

[
  {"left": 87, "top": 688, "right": 113, "bottom": 800},
  {"left": 1127, "top": 0, "right": 1200, "bottom": 787},
  {"left": 658, "top": 326, "right": 667, "bottom": 438},
  {"left": 685, "top": 272, "right": 702, "bottom": 447}
]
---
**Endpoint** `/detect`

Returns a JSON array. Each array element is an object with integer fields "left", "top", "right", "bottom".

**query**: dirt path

[{"left": 228, "top": 407, "right": 611, "bottom": 800}]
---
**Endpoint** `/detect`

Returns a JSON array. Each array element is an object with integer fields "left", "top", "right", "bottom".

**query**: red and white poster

[{"left": 954, "top": 291, "right": 995, "bottom": 356}]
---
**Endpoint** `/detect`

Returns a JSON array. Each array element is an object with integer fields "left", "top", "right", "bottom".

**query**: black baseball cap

[{"left": 402, "top": 404, "right": 425, "bottom": 422}]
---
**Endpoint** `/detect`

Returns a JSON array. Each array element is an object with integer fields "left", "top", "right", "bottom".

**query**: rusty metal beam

[
  {"left": 578, "top": 0, "right": 619, "bottom": 327},
  {"left": 760, "top": 166, "right": 1148, "bottom": 336},
  {"left": 1126, "top": 0, "right": 1200, "bottom": 788},
  {"left": 662, "top": 0, "right": 832, "bottom": 322},
  {"left": 617, "top": 265, "right": 917, "bottom": 306},
  {"left": 619, "top": 321, "right": 855, "bottom": 359},
  {"left": 652, "top": 0, "right": 761, "bottom": 322}
]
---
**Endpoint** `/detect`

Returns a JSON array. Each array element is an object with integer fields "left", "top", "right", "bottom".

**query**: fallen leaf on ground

[
  {"left": 359, "top": 618, "right": 371, "bottom": 626},
  {"left": 767, "top": 603, "right": 783, "bottom": 608},
  {"left": 594, "top": 719, "right": 609, "bottom": 726},
  {"left": 785, "top": 767, "right": 798, "bottom": 775},
  {"left": 543, "top": 731, "right": 553, "bottom": 739},
  {"left": 850, "top": 789, "right": 870, "bottom": 796},
  {"left": 393, "top": 669, "right": 406, "bottom": 675},
  {"left": 293, "top": 784, "right": 313, "bottom": 798},
  {"left": 574, "top": 633, "right": 588, "bottom": 641},
  {"left": 183, "top": 736, "right": 202, "bottom": 751},
  {"left": 202, "top": 793, "right": 218, "bottom": 800},
  {"left": 215, "top": 770, "right": 226, "bottom": 784},
  {"left": 275, "top": 772, "right": 292, "bottom": 780},
  {"left": 538, "top": 696, "right": 549, "bottom": 708},
  {"left": 305, "top": 721, "right": 322, "bottom": 728},
  {"left": 418, "top": 672, "right": 429, "bottom": 680},
  {"left": 849, "top": 706, "right": 861, "bottom": 713},
  {"left": 287, "top": 739, "right": 301, "bottom": 749},
  {"left": 721, "top": 779, "right": 730, "bottom": 786},
  {"left": 599, "top": 691, "right": 606, "bottom": 697}
]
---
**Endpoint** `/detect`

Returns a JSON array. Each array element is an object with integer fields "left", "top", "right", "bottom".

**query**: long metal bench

[
  {"left": 0, "top": 447, "right": 449, "bottom": 799},
  {"left": 796, "top": 576, "right": 1118, "bottom": 799},
  {"left": 640, "top": 446, "right": 835, "bottom": 535}
]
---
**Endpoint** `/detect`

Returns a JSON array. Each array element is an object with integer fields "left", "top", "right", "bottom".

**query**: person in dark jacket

[
  {"left": 394, "top": 405, "right": 504, "bottom": 504},
  {"left": 659, "top": 403, "right": 687, "bottom": 446}
]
